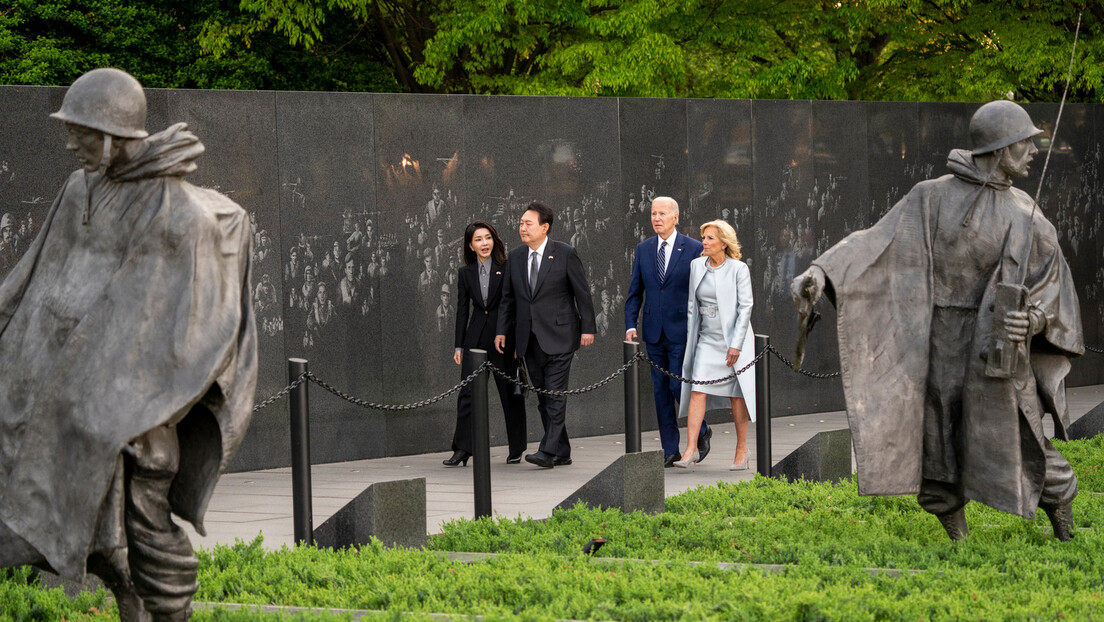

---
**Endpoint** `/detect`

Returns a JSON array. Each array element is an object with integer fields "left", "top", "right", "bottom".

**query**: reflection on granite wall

[{"left": 1, "top": 88, "right": 1102, "bottom": 470}]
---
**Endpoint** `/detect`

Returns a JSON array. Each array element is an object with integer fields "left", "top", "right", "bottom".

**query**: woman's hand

[
  {"left": 726, "top": 348, "right": 740, "bottom": 367},
  {"left": 453, "top": 349, "right": 463, "bottom": 365}
]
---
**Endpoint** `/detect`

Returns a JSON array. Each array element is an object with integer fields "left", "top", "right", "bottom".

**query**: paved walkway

[{"left": 184, "top": 384, "right": 1104, "bottom": 551}]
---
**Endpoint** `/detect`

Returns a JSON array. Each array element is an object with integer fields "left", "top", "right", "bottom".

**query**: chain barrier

[
  {"left": 252, "top": 372, "right": 309, "bottom": 412},
  {"left": 307, "top": 363, "right": 491, "bottom": 411},
  {"left": 641, "top": 347, "right": 766, "bottom": 385},
  {"left": 764, "top": 344, "right": 842, "bottom": 378},
  {"left": 254, "top": 339, "right": 1104, "bottom": 411},
  {"left": 487, "top": 352, "right": 646, "bottom": 397}
]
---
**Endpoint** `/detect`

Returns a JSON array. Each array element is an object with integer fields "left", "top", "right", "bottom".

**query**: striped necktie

[{"left": 657, "top": 240, "right": 668, "bottom": 283}]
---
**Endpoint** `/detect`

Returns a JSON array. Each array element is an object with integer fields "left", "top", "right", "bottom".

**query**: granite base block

[
  {"left": 313, "top": 478, "right": 427, "bottom": 550},
  {"left": 1068, "top": 401, "right": 1104, "bottom": 440},
  {"left": 556, "top": 450, "right": 665, "bottom": 514},
  {"left": 773, "top": 429, "right": 853, "bottom": 484}
]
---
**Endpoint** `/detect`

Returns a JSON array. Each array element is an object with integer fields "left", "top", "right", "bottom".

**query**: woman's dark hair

[{"left": 462, "top": 220, "right": 507, "bottom": 265}]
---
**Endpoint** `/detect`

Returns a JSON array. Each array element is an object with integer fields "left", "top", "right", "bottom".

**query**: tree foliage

[
  {"left": 3, "top": 0, "right": 1104, "bottom": 101},
  {"left": 0, "top": 0, "right": 398, "bottom": 91}
]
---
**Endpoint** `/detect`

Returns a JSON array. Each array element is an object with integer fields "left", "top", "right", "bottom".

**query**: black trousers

[
  {"left": 452, "top": 347, "right": 528, "bottom": 456},
  {"left": 524, "top": 333, "right": 575, "bottom": 458}
]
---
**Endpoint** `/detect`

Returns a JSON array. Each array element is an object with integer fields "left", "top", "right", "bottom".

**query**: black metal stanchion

[
  {"left": 470, "top": 349, "right": 492, "bottom": 519},
  {"left": 754, "top": 335, "right": 772, "bottom": 477},
  {"left": 288, "top": 357, "right": 313, "bottom": 545},
  {"left": 623, "top": 340, "right": 641, "bottom": 453}
]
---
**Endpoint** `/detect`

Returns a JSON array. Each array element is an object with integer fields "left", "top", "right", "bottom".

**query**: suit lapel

[
  {"left": 671, "top": 233, "right": 697, "bottom": 274},
  {"left": 487, "top": 260, "right": 505, "bottom": 306}
]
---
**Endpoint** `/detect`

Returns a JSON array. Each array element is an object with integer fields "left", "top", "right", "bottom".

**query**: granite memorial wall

[{"left": 1, "top": 86, "right": 1101, "bottom": 471}]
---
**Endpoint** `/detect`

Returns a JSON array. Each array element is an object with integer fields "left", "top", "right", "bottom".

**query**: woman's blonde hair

[{"left": 699, "top": 220, "right": 742, "bottom": 260}]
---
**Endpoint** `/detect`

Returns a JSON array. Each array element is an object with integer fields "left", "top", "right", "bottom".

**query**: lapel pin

[
  {"left": 548, "top": 255, "right": 554, "bottom": 259},
  {"left": 495, "top": 271, "right": 501, "bottom": 275}
]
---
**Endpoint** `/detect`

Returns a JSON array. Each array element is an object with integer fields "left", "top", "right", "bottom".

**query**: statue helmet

[
  {"left": 0, "top": 213, "right": 12, "bottom": 231},
  {"left": 969, "top": 100, "right": 1042, "bottom": 155},
  {"left": 50, "top": 68, "right": 148, "bottom": 139}
]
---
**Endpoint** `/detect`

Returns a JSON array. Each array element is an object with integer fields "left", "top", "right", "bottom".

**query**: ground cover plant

[{"left": 3, "top": 435, "right": 1102, "bottom": 620}]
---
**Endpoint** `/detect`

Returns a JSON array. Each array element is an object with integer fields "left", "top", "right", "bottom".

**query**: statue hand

[
  {"left": 792, "top": 266, "right": 826, "bottom": 309},
  {"left": 1004, "top": 310, "right": 1031, "bottom": 343}
]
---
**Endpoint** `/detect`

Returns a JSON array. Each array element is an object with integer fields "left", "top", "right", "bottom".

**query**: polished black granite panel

[
  {"left": 918, "top": 102, "right": 976, "bottom": 173},
  {"left": 373, "top": 92, "right": 465, "bottom": 454},
  {"left": 866, "top": 102, "right": 920, "bottom": 225},
  {"left": 1023, "top": 103, "right": 1099, "bottom": 385},
  {"left": 3, "top": 84, "right": 1103, "bottom": 468},
  {"left": 455, "top": 95, "right": 624, "bottom": 441},
  {"left": 155, "top": 89, "right": 287, "bottom": 469},
  {"left": 618, "top": 98, "right": 690, "bottom": 424},
  {"left": 0, "top": 86, "right": 72, "bottom": 284},
  {"left": 268, "top": 90, "right": 383, "bottom": 466},
  {"left": 750, "top": 100, "right": 829, "bottom": 413},
  {"left": 687, "top": 99, "right": 754, "bottom": 247}
]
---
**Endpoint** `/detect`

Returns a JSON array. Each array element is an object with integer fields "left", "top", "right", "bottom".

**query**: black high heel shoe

[{"left": 442, "top": 450, "right": 471, "bottom": 467}]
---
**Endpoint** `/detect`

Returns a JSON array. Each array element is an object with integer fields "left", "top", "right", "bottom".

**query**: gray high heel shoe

[
  {"left": 729, "top": 451, "right": 750, "bottom": 471},
  {"left": 673, "top": 452, "right": 699, "bottom": 468}
]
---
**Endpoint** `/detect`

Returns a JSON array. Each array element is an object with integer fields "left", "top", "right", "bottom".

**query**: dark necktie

[
  {"left": 479, "top": 263, "right": 489, "bottom": 303},
  {"left": 529, "top": 251, "right": 539, "bottom": 295},
  {"left": 657, "top": 240, "right": 668, "bottom": 283}
]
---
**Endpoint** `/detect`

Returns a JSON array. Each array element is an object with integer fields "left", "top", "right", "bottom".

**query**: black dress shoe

[
  {"left": 442, "top": 450, "right": 471, "bottom": 467},
  {"left": 664, "top": 454, "right": 679, "bottom": 468},
  {"left": 524, "top": 451, "right": 555, "bottom": 468},
  {"left": 697, "top": 428, "right": 712, "bottom": 463},
  {"left": 552, "top": 455, "right": 572, "bottom": 466},
  {"left": 506, "top": 453, "right": 523, "bottom": 464}
]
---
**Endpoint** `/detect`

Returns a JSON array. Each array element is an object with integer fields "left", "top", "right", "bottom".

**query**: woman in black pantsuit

[{"left": 445, "top": 221, "right": 528, "bottom": 466}]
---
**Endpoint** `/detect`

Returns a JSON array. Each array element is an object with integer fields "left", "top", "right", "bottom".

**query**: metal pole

[
  {"left": 754, "top": 335, "right": 772, "bottom": 477},
  {"left": 623, "top": 340, "right": 641, "bottom": 453},
  {"left": 288, "top": 358, "right": 313, "bottom": 545},
  {"left": 470, "top": 349, "right": 492, "bottom": 519}
]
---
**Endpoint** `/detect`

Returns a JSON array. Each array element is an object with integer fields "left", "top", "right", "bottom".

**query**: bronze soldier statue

[
  {"left": 0, "top": 68, "right": 257, "bottom": 620},
  {"left": 792, "top": 100, "right": 1082, "bottom": 541}
]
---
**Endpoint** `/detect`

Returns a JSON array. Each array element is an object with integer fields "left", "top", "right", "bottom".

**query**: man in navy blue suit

[{"left": 624, "top": 197, "right": 710, "bottom": 468}]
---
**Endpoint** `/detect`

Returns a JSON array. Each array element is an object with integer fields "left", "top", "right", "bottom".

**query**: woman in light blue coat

[{"left": 674, "top": 220, "right": 756, "bottom": 470}]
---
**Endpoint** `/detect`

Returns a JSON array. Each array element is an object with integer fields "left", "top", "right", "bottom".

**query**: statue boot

[
  {"left": 87, "top": 548, "right": 150, "bottom": 622},
  {"left": 936, "top": 508, "right": 968, "bottom": 541},
  {"left": 1042, "top": 502, "right": 1074, "bottom": 541}
]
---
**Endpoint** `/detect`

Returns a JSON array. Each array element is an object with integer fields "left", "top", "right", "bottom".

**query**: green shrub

[{"left": 3, "top": 435, "right": 1101, "bottom": 621}]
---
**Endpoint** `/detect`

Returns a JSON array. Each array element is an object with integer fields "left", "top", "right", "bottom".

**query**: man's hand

[
  {"left": 625, "top": 329, "right": 638, "bottom": 341},
  {"left": 726, "top": 348, "right": 740, "bottom": 367},
  {"left": 453, "top": 349, "right": 463, "bottom": 365},
  {"left": 581, "top": 333, "right": 595, "bottom": 347},
  {"left": 494, "top": 335, "right": 506, "bottom": 354},
  {"left": 791, "top": 266, "right": 826, "bottom": 309}
]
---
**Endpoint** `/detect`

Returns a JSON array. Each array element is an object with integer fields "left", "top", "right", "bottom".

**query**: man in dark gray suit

[{"left": 496, "top": 201, "right": 596, "bottom": 468}]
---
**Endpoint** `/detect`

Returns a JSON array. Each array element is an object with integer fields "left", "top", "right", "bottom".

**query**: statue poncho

[
  {"left": 814, "top": 149, "right": 1082, "bottom": 518},
  {"left": 0, "top": 123, "right": 257, "bottom": 578}
]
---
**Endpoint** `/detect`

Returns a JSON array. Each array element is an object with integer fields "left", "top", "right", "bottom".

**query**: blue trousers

[{"left": 646, "top": 332, "right": 708, "bottom": 456}]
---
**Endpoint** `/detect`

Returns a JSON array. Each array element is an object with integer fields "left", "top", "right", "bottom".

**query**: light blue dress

[{"left": 690, "top": 261, "right": 742, "bottom": 398}]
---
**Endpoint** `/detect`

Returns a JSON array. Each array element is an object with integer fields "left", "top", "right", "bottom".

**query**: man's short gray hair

[{"left": 652, "top": 196, "right": 679, "bottom": 213}]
